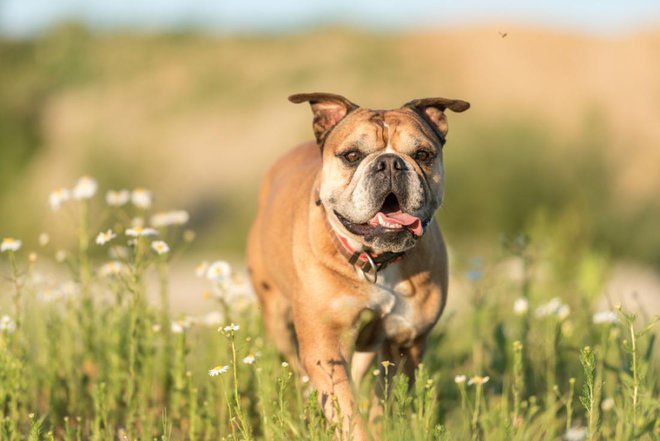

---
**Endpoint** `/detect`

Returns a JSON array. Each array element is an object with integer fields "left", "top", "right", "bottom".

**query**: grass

[{"left": 0, "top": 178, "right": 659, "bottom": 440}]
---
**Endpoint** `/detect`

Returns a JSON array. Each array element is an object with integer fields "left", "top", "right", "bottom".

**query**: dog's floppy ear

[
  {"left": 404, "top": 97, "right": 470, "bottom": 142},
  {"left": 289, "top": 93, "right": 359, "bottom": 147}
]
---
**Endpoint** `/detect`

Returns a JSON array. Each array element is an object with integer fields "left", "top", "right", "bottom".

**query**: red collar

[{"left": 316, "top": 197, "right": 404, "bottom": 284}]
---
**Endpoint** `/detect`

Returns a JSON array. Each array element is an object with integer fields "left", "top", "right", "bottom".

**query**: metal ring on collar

[{"left": 357, "top": 252, "right": 378, "bottom": 284}]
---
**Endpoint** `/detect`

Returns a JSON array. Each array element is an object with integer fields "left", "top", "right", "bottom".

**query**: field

[
  {"left": 1, "top": 22, "right": 660, "bottom": 441},
  {"left": 0, "top": 180, "right": 658, "bottom": 440}
]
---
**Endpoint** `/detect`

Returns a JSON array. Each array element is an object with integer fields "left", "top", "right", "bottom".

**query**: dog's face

[{"left": 290, "top": 93, "right": 469, "bottom": 253}]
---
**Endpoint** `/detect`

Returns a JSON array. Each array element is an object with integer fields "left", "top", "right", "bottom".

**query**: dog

[{"left": 246, "top": 93, "right": 469, "bottom": 439}]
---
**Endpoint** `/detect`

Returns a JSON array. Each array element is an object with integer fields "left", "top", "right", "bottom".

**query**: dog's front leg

[{"left": 298, "top": 324, "right": 368, "bottom": 441}]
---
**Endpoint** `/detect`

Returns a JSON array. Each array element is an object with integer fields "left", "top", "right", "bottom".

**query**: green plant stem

[
  {"left": 628, "top": 321, "right": 639, "bottom": 434},
  {"left": 230, "top": 335, "right": 252, "bottom": 440},
  {"left": 8, "top": 251, "right": 22, "bottom": 334},
  {"left": 566, "top": 378, "right": 575, "bottom": 435},
  {"left": 471, "top": 384, "right": 483, "bottom": 441}
]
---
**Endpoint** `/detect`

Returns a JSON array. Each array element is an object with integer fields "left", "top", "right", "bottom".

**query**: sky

[{"left": 1, "top": 0, "right": 660, "bottom": 37}]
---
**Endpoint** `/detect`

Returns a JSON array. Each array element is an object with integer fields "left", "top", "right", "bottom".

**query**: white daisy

[
  {"left": 106, "top": 189, "right": 130, "bottom": 207},
  {"left": 207, "top": 261, "right": 231, "bottom": 282},
  {"left": 72, "top": 176, "right": 97, "bottom": 200},
  {"left": 243, "top": 355, "right": 256, "bottom": 365},
  {"left": 208, "top": 365, "right": 229, "bottom": 376},
  {"left": 201, "top": 311, "right": 224, "bottom": 326},
  {"left": 151, "top": 240, "right": 170, "bottom": 255},
  {"left": 49, "top": 188, "right": 70, "bottom": 211},
  {"left": 55, "top": 250, "right": 67, "bottom": 262},
  {"left": 1, "top": 238, "right": 22, "bottom": 253},
  {"left": 222, "top": 323, "right": 240, "bottom": 333},
  {"left": 38, "top": 233, "right": 50, "bottom": 246},
  {"left": 98, "top": 261, "right": 126, "bottom": 277},
  {"left": 593, "top": 311, "right": 618, "bottom": 325},
  {"left": 535, "top": 297, "right": 570, "bottom": 319},
  {"left": 0, "top": 315, "right": 16, "bottom": 333},
  {"left": 96, "top": 229, "right": 117, "bottom": 245},
  {"left": 150, "top": 210, "right": 190, "bottom": 228},
  {"left": 565, "top": 426, "right": 587, "bottom": 441},
  {"left": 195, "top": 261, "right": 209, "bottom": 277},
  {"left": 125, "top": 226, "right": 158, "bottom": 237},
  {"left": 468, "top": 375, "right": 490, "bottom": 386},
  {"left": 454, "top": 375, "right": 467, "bottom": 384},
  {"left": 171, "top": 321, "right": 185, "bottom": 334},
  {"left": 131, "top": 188, "right": 152, "bottom": 209},
  {"left": 513, "top": 297, "right": 529, "bottom": 315}
]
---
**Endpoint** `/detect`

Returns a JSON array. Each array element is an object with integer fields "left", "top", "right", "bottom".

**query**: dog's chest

[{"left": 366, "top": 266, "right": 431, "bottom": 346}]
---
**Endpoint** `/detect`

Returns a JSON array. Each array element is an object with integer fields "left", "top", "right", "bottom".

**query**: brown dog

[{"left": 246, "top": 93, "right": 469, "bottom": 439}]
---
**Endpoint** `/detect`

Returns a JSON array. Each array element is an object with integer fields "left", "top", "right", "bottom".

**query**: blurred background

[{"left": 1, "top": 1, "right": 660, "bottom": 305}]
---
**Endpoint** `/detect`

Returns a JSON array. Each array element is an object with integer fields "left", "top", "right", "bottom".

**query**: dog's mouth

[{"left": 334, "top": 193, "right": 424, "bottom": 237}]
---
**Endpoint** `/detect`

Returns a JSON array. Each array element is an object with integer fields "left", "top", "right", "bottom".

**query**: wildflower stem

[
  {"left": 471, "top": 383, "right": 483, "bottom": 440},
  {"left": 566, "top": 378, "right": 575, "bottom": 435},
  {"left": 126, "top": 235, "right": 146, "bottom": 436},
  {"left": 579, "top": 347, "right": 598, "bottom": 440},
  {"left": 512, "top": 341, "right": 524, "bottom": 430},
  {"left": 8, "top": 250, "right": 22, "bottom": 333},
  {"left": 628, "top": 321, "right": 639, "bottom": 433},
  {"left": 221, "top": 375, "right": 237, "bottom": 441},
  {"left": 457, "top": 383, "right": 469, "bottom": 434},
  {"left": 78, "top": 199, "right": 94, "bottom": 355},
  {"left": 229, "top": 333, "right": 252, "bottom": 440},
  {"left": 79, "top": 199, "right": 91, "bottom": 301},
  {"left": 157, "top": 260, "right": 174, "bottom": 411}
]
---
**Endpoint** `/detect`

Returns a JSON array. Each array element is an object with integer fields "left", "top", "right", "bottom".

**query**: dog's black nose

[{"left": 374, "top": 154, "right": 408, "bottom": 174}]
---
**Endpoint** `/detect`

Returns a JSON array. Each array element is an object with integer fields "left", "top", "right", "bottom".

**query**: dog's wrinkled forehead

[
  {"left": 289, "top": 92, "right": 469, "bottom": 153},
  {"left": 322, "top": 108, "right": 443, "bottom": 155}
]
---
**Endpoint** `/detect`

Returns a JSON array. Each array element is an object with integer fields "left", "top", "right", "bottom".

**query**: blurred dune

[{"left": 1, "top": 24, "right": 660, "bottom": 264}]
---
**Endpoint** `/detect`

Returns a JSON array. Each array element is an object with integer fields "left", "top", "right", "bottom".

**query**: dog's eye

[
  {"left": 413, "top": 150, "right": 433, "bottom": 163},
  {"left": 342, "top": 151, "right": 363, "bottom": 164}
]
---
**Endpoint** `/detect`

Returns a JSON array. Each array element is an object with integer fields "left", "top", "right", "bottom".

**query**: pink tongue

[{"left": 368, "top": 210, "right": 423, "bottom": 237}]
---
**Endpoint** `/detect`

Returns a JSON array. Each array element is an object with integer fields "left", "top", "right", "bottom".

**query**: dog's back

[{"left": 246, "top": 141, "right": 319, "bottom": 370}]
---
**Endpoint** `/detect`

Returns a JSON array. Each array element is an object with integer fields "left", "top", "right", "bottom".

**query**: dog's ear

[
  {"left": 289, "top": 93, "right": 359, "bottom": 146},
  {"left": 403, "top": 97, "right": 470, "bottom": 141}
]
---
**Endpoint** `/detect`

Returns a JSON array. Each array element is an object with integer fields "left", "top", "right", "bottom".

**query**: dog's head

[{"left": 290, "top": 92, "right": 469, "bottom": 254}]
